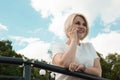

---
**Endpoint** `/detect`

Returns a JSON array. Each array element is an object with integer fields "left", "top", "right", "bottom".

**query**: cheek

[
  {"left": 83, "top": 27, "right": 87, "bottom": 34},
  {"left": 84, "top": 27, "right": 87, "bottom": 31},
  {"left": 77, "top": 31, "right": 86, "bottom": 39}
]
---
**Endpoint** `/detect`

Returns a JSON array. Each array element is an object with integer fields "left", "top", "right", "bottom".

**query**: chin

[{"left": 78, "top": 34, "right": 85, "bottom": 40}]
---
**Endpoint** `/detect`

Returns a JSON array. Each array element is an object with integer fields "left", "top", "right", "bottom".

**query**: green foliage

[
  {"left": 105, "top": 53, "right": 120, "bottom": 80},
  {"left": 0, "top": 40, "right": 22, "bottom": 58},
  {"left": 0, "top": 40, "right": 23, "bottom": 80},
  {"left": 98, "top": 52, "right": 120, "bottom": 80}
]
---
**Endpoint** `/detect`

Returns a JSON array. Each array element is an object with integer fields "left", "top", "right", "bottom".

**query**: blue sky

[{"left": 0, "top": 0, "right": 120, "bottom": 62}]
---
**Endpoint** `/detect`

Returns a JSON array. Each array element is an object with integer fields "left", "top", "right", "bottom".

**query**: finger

[
  {"left": 69, "top": 67, "right": 74, "bottom": 72},
  {"left": 69, "top": 68, "right": 73, "bottom": 71},
  {"left": 70, "top": 64, "right": 79, "bottom": 71},
  {"left": 69, "top": 63, "right": 73, "bottom": 70},
  {"left": 69, "top": 64, "right": 75, "bottom": 71},
  {"left": 75, "top": 65, "right": 83, "bottom": 71},
  {"left": 67, "top": 25, "right": 73, "bottom": 32},
  {"left": 73, "top": 65, "right": 79, "bottom": 71},
  {"left": 71, "top": 28, "right": 78, "bottom": 34}
]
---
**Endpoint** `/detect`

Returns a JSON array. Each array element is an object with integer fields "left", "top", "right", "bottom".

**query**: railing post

[{"left": 23, "top": 64, "right": 31, "bottom": 80}]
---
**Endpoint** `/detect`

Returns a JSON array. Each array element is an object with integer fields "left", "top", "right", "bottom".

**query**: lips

[{"left": 77, "top": 28, "right": 85, "bottom": 34}]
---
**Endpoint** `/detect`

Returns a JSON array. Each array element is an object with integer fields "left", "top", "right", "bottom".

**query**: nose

[
  {"left": 77, "top": 27, "right": 85, "bottom": 31},
  {"left": 78, "top": 27, "right": 84, "bottom": 29},
  {"left": 79, "top": 27, "right": 84, "bottom": 30},
  {"left": 78, "top": 24, "right": 86, "bottom": 29}
]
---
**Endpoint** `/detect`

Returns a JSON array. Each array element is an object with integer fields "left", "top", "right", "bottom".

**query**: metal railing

[{"left": 0, "top": 56, "right": 108, "bottom": 80}]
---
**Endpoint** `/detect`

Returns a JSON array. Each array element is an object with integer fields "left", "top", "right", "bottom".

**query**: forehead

[{"left": 73, "top": 15, "right": 85, "bottom": 22}]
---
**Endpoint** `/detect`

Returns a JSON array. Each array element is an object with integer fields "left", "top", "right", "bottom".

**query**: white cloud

[
  {"left": 10, "top": 36, "right": 40, "bottom": 46},
  {"left": 0, "top": 23, "right": 8, "bottom": 31},
  {"left": 49, "top": 15, "right": 66, "bottom": 39},
  {"left": 17, "top": 40, "right": 51, "bottom": 62},
  {"left": 31, "top": 0, "right": 120, "bottom": 58},
  {"left": 90, "top": 31, "right": 120, "bottom": 57},
  {"left": 101, "top": 0, "right": 120, "bottom": 24},
  {"left": 10, "top": 36, "right": 52, "bottom": 62},
  {"left": 31, "top": 0, "right": 120, "bottom": 39},
  {"left": 31, "top": 0, "right": 91, "bottom": 38}
]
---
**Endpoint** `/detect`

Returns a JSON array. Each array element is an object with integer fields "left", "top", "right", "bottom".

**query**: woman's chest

[{"left": 75, "top": 47, "right": 94, "bottom": 67}]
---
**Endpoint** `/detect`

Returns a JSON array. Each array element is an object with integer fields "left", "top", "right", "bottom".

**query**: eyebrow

[
  {"left": 75, "top": 21, "right": 87, "bottom": 26},
  {"left": 75, "top": 21, "right": 85, "bottom": 24}
]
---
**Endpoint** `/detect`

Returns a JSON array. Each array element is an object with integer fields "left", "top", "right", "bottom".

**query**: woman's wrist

[
  {"left": 83, "top": 64, "right": 86, "bottom": 72},
  {"left": 71, "top": 39, "right": 77, "bottom": 42},
  {"left": 71, "top": 39, "right": 78, "bottom": 45}
]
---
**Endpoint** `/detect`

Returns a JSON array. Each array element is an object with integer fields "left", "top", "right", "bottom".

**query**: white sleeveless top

[{"left": 52, "top": 42, "right": 99, "bottom": 80}]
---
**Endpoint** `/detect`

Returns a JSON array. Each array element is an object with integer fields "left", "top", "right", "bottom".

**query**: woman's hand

[
  {"left": 69, "top": 62, "right": 79, "bottom": 72},
  {"left": 69, "top": 62, "right": 85, "bottom": 72},
  {"left": 67, "top": 25, "right": 78, "bottom": 42}
]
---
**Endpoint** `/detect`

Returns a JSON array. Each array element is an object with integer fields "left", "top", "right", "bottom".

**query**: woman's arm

[
  {"left": 67, "top": 58, "right": 102, "bottom": 77},
  {"left": 52, "top": 40, "right": 77, "bottom": 68},
  {"left": 52, "top": 25, "right": 79, "bottom": 68},
  {"left": 84, "top": 58, "right": 102, "bottom": 77}
]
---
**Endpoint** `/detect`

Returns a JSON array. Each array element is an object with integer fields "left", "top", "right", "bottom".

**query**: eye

[
  {"left": 75, "top": 21, "right": 81, "bottom": 25},
  {"left": 83, "top": 23, "right": 87, "bottom": 26}
]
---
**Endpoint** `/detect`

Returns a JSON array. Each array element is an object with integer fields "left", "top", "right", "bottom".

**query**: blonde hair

[{"left": 64, "top": 13, "right": 89, "bottom": 40}]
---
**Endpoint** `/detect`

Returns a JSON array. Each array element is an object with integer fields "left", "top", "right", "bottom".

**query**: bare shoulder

[
  {"left": 52, "top": 53, "right": 63, "bottom": 66},
  {"left": 52, "top": 43, "right": 65, "bottom": 65}
]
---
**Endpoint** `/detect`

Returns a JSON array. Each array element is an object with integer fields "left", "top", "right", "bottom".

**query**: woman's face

[{"left": 72, "top": 15, "right": 87, "bottom": 40}]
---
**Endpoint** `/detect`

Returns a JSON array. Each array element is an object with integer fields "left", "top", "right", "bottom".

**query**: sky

[{"left": 0, "top": 0, "right": 120, "bottom": 62}]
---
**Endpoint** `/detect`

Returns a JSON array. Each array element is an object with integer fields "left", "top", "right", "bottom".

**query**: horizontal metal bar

[
  {"left": 34, "top": 61, "right": 108, "bottom": 80},
  {"left": 0, "top": 56, "right": 109, "bottom": 80},
  {"left": 0, "top": 56, "right": 24, "bottom": 65},
  {"left": 0, "top": 56, "right": 32, "bottom": 65}
]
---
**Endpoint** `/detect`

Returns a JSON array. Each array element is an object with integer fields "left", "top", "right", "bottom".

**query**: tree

[
  {"left": 105, "top": 53, "right": 120, "bottom": 80},
  {"left": 97, "top": 52, "right": 110, "bottom": 79},
  {"left": 0, "top": 40, "right": 22, "bottom": 57},
  {"left": 98, "top": 52, "right": 120, "bottom": 79},
  {"left": 0, "top": 40, "right": 23, "bottom": 80}
]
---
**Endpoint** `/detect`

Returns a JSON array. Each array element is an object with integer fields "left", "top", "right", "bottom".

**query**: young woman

[{"left": 52, "top": 13, "right": 102, "bottom": 80}]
